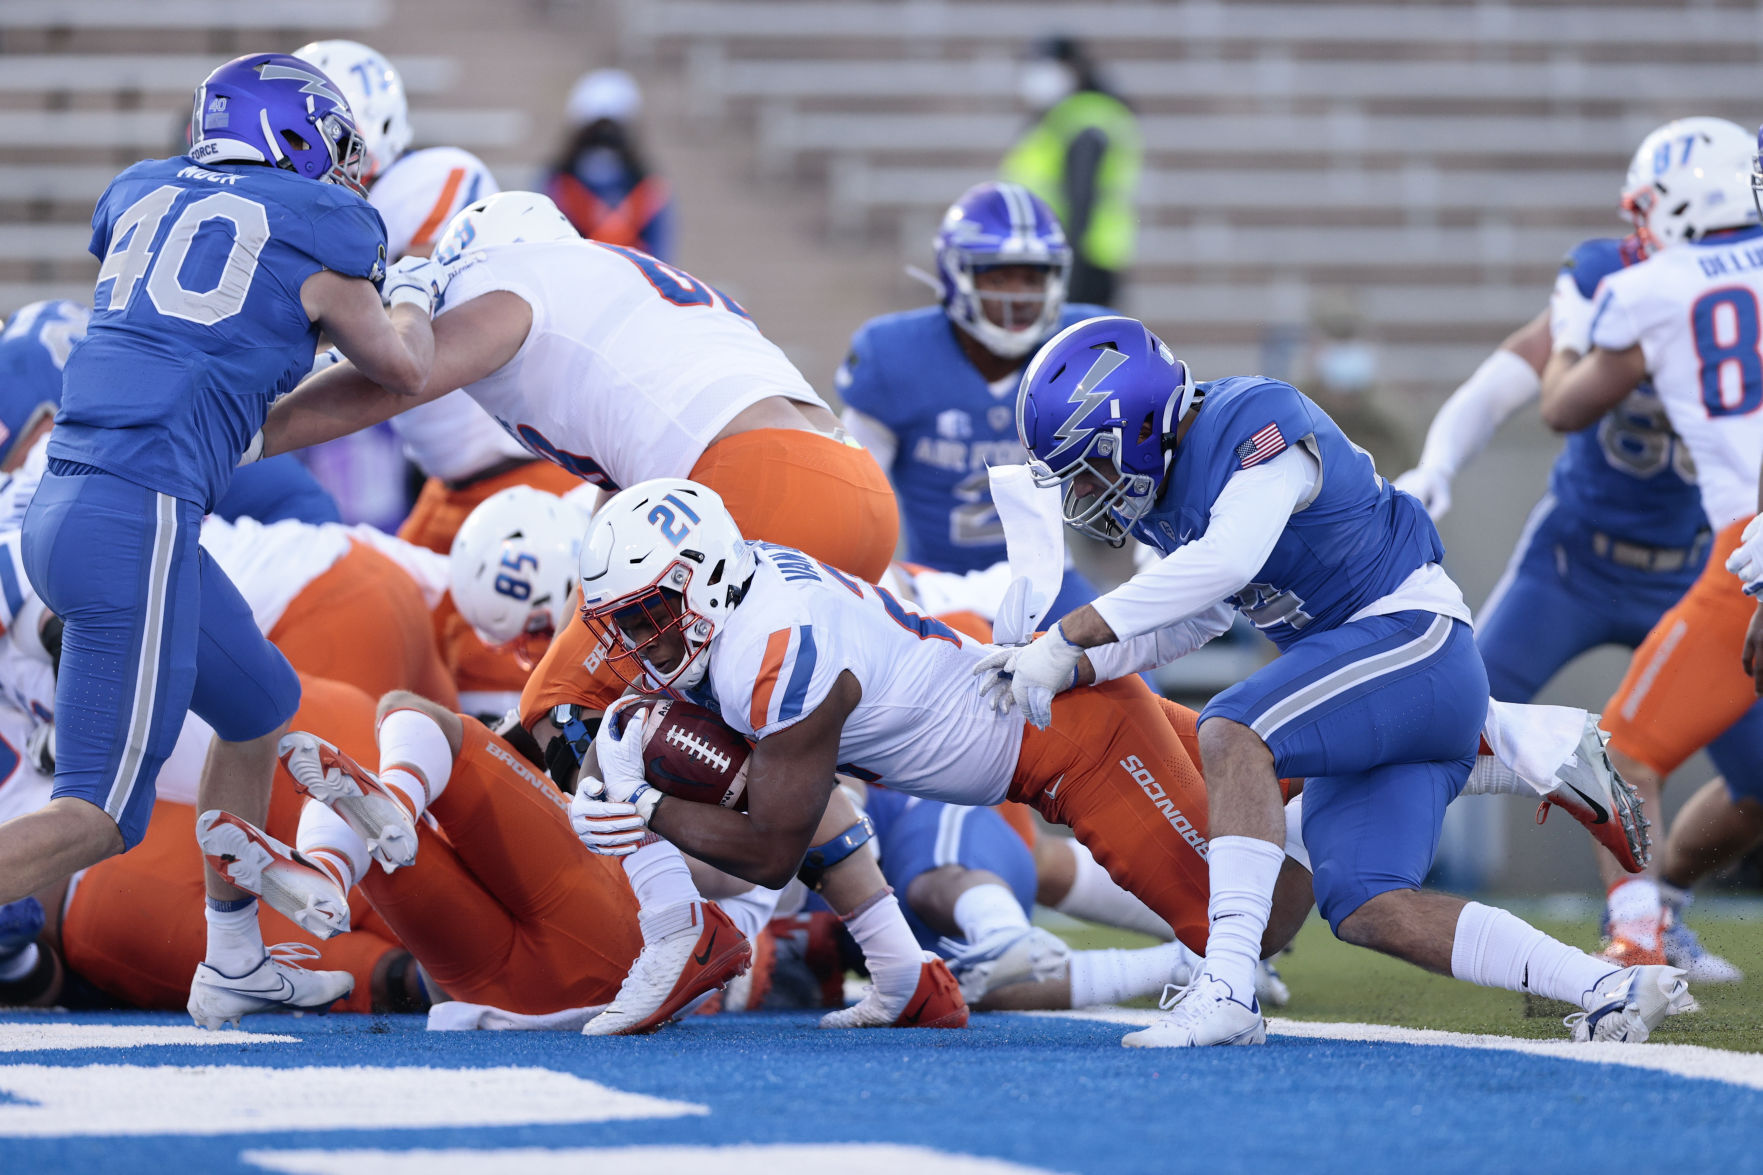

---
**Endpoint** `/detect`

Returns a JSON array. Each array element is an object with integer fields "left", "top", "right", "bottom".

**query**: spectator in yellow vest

[
  {"left": 543, "top": 69, "right": 675, "bottom": 261},
  {"left": 1002, "top": 37, "right": 1141, "bottom": 306}
]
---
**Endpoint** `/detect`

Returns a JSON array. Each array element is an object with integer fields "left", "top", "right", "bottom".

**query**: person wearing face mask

[
  {"left": 835, "top": 182, "right": 1107, "bottom": 620},
  {"left": 1001, "top": 36, "right": 1141, "bottom": 306},
  {"left": 543, "top": 69, "right": 673, "bottom": 261}
]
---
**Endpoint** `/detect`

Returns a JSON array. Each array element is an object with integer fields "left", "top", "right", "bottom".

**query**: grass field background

[{"left": 1057, "top": 903, "right": 1763, "bottom": 1050}]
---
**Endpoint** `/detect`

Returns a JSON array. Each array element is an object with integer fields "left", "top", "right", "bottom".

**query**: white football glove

[
  {"left": 593, "top": 700, "right": 654, "bottom": 803},
  {"left": 1391, "top": 465, "right": 1453, "bottom": 521},
  {"left": 381, "top": 255, "right": 448, "bottom": 315},
  {"left": 1726, "top": 514, "right": 1763, "bottom": 595},
  {"left": 971, "top": 622, "right": 1084, "bottom": 729},
  {"left": 570, "top": 785, "right": 650, "bottom": 856},
  {"left": 1549, "top": 279, "right": 1594, "bottom": 357}
]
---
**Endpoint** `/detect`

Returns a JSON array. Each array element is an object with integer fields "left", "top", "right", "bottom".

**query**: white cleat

[
  {"left": 1536, "top": 716, "right": 1650, "bottom": 874},
  {"left": 818, "top": 952, "right": 967, "bottom": 1029},
  {"left": 583, "top": 901, "right": 750, "bottom": 1036},
  {"left": 187, "top": 942, "right": 355, "bottom": 1029},
  {"left": 1121, "top": 974, "right": 1266, "bottom": 1048},
  {"left": 279, "top": 730, "right": 418, "bottom": 872},
  {"left": 196, "top": 810, "right": 351, "bottom": 939},
  {"left": 1565, "top": 965, "right": 1694, "bottom": 1043},
  {"left": 940, "top": 926, "right": 1072, "bottom": 1005}
]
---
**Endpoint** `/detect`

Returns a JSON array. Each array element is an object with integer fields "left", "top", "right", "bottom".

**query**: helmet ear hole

[{"left": 280, "top": 129, "right": 311, "bottom": 153}]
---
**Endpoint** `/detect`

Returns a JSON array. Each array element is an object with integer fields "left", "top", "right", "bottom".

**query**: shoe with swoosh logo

[
  {"left": 196, "top": 809, "right": 351, "bottom": 940},
  {"left": 279, "top": 730, "right": 419, "bottom": 872},
  {"left": 819, "top": 952, "right": 968, "bottom": 1029},
  {"left": 187, "top": 942, "right": 355, "bottom": 1029},
  {"left": 583, "top": 900, "right": 751, "bottom": 1036},
  {"left": 1533, "top": 716, "right": 1650, "bottom": 874}
]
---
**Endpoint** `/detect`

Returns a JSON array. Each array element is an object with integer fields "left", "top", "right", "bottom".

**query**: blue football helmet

[
  {"left": 188, "top": 53, "right": 369, "bottom": 194},
  {"left": 0, "top": 299, "right": 87, "bottom": 468},
  {"left": 934, "top": 181, "right": 1071, "bottom": 359},
  {"left": 1017, "top": 315, "right": 1200, "bottom": 545}
]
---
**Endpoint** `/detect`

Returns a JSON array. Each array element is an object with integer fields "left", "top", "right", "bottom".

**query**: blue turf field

[{"left": 0, "top": 1010, "right": 1756, "bottom": 1174}]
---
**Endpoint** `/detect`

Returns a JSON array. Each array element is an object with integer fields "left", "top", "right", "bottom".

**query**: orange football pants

[
  {"left": 396, "top": 459, "right": 584, "bottom": 555},
  {"left": 356, "top": 715, "right": 643, "bottom": 1013},
  {"left": 1604, "top": 517, "right": 1758, "bottom": 776},
  {"left": 520, "top": 427, "right": 899, "bottom": 728},
  {"left": 61, "top": 676, "right": 401, "bottom": 1014},
  {"left": 271, "top": 540, "right": 459, "bottom": 711},
  {"left": 1008, "top": 676, "right": 1214, "bottom": 954}
]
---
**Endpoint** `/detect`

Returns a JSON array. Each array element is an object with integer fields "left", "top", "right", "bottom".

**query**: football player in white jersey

[{"left": 1542, "top": 116, "right": 1763, "bottom": 957}]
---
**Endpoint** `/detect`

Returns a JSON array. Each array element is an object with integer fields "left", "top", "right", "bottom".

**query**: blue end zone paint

[{"left": 0, "top": 1010, "right": 1757, "bottom": 1174}]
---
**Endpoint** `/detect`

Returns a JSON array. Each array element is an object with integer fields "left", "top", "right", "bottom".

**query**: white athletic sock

[
  {"left": 297, "top": 799, "right": 369, "bottom": 891},
  {"left": 376, "top": 707, "right": 455, "bottom": 818},
  {"left": 1459, "top": 757, "right": 1532, "bottom": 796},
  {"left": 1451, "top": 901, "right": 1619, "bottom": 1010},
  {"left": 1607, "top": 878, "right": 1662, "bottom": 924},
  {"left": 952, "top": 883, "right": 1030, "bottom": 943},
  {"left": 0, "top": 943, "right": 39, "bottom": 981},
  {"left": 1069, "top": 942, "right": 1195, "bottom": 1008},
  {"left": 1200, "top": 835, "right": 1285, "bottom": 999},
  {"left": 204, "top": 896, "right": 265, "bottom": 975},
  {"left": 843, "top": 889, "right": 923, "bottom": 990},
  {"left": 1053, "top": 838, "right": 1174, "bottom": 941},
  {"left": 622, "top": 839, "right": 701, "bottom": 925},
  {"left": 716, "top": 885, "right": 785, "bottom": 944}
]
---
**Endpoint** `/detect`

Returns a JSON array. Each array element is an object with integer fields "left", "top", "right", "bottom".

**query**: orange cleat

[
  {"left": 698, "top": 925, "right": 777, "bottom": 1015},
  {"left": 1598, "top": 921, "right": 1668, "bottom": 969},
  {"left": 820, "top": 953, "right": 969, "bottom": 1029}
]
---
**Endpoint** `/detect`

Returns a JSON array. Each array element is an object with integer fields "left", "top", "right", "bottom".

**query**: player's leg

[
  {"left": 185, "top": 544, "right": 353, "bottom": 1026},
  {"left": 690, "top": 427, "right": 899, "bottom": 582},
  {"left": 1599, "top": 523, "right": 1759, "bottom": 961},
  {"left": 3, "top": 468, "right": 203, "bottom": 901},
  {"left": 396, "top": 459, "right": 581, "bottom": 554},
  {"left": 268, "top": 541, "right": 459, "bottom": 711},
  {"left": 1655, "top": 726, "right": 1763, "bottom": 984},
  {"left": 1309, "top": 759, "right": 1689, "bottom": 1042}
]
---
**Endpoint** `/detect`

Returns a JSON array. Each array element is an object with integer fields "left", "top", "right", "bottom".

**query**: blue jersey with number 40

[
  {"left": 1548, "top": 237, "right": 1706, "bottom": 549},
  {"left": 836, "top": 304, "right": 1110, "bottom": 573},
  {"left": 1131, "top": 377, "right": 1444, "bottom": 650},
  {"left": 52, "top": 156, "right": 386, "bottom": 510}
]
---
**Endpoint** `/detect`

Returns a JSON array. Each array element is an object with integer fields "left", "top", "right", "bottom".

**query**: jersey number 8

[
  {"left": 95, "top": 185, "right": 268, "bottom": 326},
  {"left": 1692, "top": 286, "right": 1763, "bottom": 418}
]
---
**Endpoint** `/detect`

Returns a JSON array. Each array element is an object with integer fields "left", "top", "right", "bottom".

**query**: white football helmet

[
  {"left": 293, "top": 39, "right": 411, "bottom": 183},
  {"left": 432, "top": 192, "right": 580, "bottom": 264},
  {"left": 449, "top": 486, "right": 589, "bottom": 668},
  {"left": 1621, "top": 117, "right": 1758, "bottom": 250},
  {"left": 577, "top": 479, "right": 754, "bottom": 695}
]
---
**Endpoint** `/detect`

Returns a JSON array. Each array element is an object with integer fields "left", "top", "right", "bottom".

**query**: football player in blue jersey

[
  {"left": 0, "top": 54, "right": 443, "bottom": 1028},
  {"left": 987, "top": 315, "right": 1687, "bottom": 1047},
  {"left": 1392, "top": 122, "right": 1756, "bottom": 982},
  {"left": 837, "top": 181, "right": 1105, "bottom": 620}
]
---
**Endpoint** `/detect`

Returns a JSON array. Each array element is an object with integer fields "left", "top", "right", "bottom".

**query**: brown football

[{"left": 634, "top": 697, "right": 751, "bottom": 810}]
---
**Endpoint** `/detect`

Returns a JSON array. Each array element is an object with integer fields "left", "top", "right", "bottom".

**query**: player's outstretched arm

[
  {"left": 1539, "top": 344, "right": 1646, "bottom": 432},
  {"left": 303, "top": 269, "right": 434, "bottom": 397},
  {"left": 263, "top": 289, "right": 532, "bottom": 458},
  {"left": 647, "top": 673, "right": 860, "bottom": 889}
]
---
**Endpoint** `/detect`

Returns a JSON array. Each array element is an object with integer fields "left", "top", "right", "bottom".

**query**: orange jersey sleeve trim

[
  {"left": 749, "top": 629, "right": 792, "bottom": 731},
  {"left": 409, "top": 167, "right": 468, "bottom": 251}
]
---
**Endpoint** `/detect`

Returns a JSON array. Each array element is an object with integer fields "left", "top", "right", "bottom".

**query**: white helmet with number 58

[
  {"left": 449, "top": 486, "right": 589, "bottom": 668},
  {"left": 577, "top": 479, "right": 754, "bottom": 696},
  {"left": 1621, "top": 117, "right": 1758, "bottom": 251},
  {"left": 433, "top": 191, "right": 580, "bottom": 264},
  {"left": 292, "top": 39, "right": 412, "bottom": 183}
]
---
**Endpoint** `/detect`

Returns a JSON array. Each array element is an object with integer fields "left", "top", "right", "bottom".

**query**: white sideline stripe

[
  {"left": 1040, "top": 1008, "right": 1763, "bottom": 1090},
  {"left": 243, "top": 1144, "right": 1067, "bottom": 1175},
  {"left": 0, "top": 1023, "right": 296, "bottom": 1052},
  {"left": 0, "top": 1065, "right": 704, "bottom": 1137}
]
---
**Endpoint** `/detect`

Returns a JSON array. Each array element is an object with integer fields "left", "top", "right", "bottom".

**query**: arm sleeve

[
  {"left": 1588, "top": 281, "right": 1642, "bottom": 352},
  {"left": 1085, "top": 600, "right": 1237, "bottom": 681},
  {"left": 840, "top": 406, "right": 898, "bottom": 471},
  {"left": 1411, "top": 348, "right": 1541, "bottom": 480},
  {"left": 1062, "top": 127, "right": 1108, "bottom": 245},
  {"left": 1090, "top": 445, "right": 1319, "bottom": 641}
]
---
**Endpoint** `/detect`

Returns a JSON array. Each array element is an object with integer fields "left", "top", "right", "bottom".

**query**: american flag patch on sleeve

[{"left": 1235, "top": 422, "right": 1287, "bottom": 469}]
